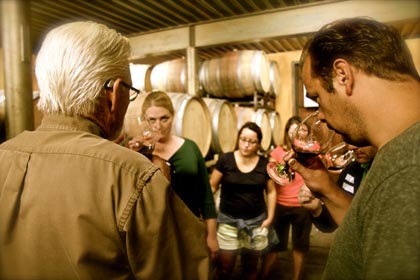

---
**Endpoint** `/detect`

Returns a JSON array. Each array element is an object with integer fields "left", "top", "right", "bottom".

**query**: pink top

[{"left": 270, "top": 146, "right": 304, "bottom": 207}]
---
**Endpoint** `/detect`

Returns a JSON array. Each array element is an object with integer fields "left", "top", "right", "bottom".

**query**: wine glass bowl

[
  {"left": 291, "top": 111, "right": 335, "bottom": 160},
  {"left": 267, "top": 162, "right": 294, "bottom": 185},
  {"left": 324, "top": 142, "right": 355, "bottom": 170},
  {"left": 123, "top": 115, "right": 157, "bottom": 157},
  {"left": 266, "top": 111, "right": 335, "bottom": 183}
]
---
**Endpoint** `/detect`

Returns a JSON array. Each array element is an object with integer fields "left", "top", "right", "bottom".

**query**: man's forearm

[{"left": 319, "top": 188, "right": 353, "bottom": 225}]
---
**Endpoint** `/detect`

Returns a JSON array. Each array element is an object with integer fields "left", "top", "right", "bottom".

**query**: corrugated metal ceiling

[
  {"left": 1, "top": 0, "right": 419, "bottom": 62},
  {"left": 27, "top": 0, "right": 328, "bottom": 59},
  {"left": 28, "top": 0, "right": 324, "bottom": 44}
]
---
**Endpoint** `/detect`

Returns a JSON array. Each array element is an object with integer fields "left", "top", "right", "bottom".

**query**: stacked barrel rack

[{"left": 128, "top": 49, "right": 282, "bottom": 159}]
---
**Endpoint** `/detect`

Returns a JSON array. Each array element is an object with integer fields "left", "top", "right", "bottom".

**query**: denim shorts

[{"left": 217, "top": 223, "right": 269, "bottom": 251}]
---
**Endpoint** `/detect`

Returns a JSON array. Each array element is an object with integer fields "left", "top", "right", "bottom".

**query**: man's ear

[
  {"left": 333, "top": 59, "right": 353, "bottom": 95},
  {"left": 105, "top": 78, "right": 123, "bottom": 113}
]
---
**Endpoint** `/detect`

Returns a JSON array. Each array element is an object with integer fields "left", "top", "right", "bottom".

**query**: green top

[
  {"left": 168, "top": 138, "right": 217, "bottom": 219},
  {"left": 323, "top": 122, "right": 420, "bottom": 280}
]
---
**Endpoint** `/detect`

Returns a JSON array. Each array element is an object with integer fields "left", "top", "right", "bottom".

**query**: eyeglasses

[
  {"left": 239, "top": 137, "right": 259, "bottom": 145},
  {"left": 104, "top": 79, "right": 140, "bottom": 102}
]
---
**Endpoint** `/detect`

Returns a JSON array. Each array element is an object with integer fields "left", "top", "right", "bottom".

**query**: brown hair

[
  {"left": 301, "top": 17, "right": 420, "bottom": 93},
  {"left": 282, "top": 116, "right": 302, "bottom": 150},
  {"left": 235, "top": 121, "right": 262, "bottom": 149}
]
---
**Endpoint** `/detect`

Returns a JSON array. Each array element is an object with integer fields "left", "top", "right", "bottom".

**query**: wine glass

[
  {"left": 267, "top": 161, "right": 294, "bottom": 185},
  {"left": 267, "top": 111, "right": 335, "bottom": 184},
  {"left": 123, "top": 115, "right": 157, "bottom": 157},
  {"left": 291, "top": 110, "right": 336, "bottom": 163},
  {"left": 324, "top": 142, "right": 355, "bottom": 170}
]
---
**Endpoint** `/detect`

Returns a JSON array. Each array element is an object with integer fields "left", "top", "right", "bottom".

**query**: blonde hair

[{"left": 141, "top": 91, "right": 175, "bottom": 119}]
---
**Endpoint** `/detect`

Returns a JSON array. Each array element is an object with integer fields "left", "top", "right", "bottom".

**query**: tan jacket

[{"left": 0, "top": 115, "right": 209, "bottom": 280}]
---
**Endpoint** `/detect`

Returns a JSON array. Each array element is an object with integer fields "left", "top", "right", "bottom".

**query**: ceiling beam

[
  {"left": 129, "top": 27, "right": 190, "bottom": 61},
  {"left": 129, "top": 0, "right": 420, "bottom": 61},
  {"left": 196, "top": 0, "right": 420, "bottom": 46}
]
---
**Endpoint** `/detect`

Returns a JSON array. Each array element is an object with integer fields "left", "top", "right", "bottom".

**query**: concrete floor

[{"left": 231, "top": 226, "right": 336, "bottom": 280}]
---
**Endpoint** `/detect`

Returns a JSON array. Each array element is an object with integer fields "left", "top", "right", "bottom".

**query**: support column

[
  {"left": 1, "top": 0, "right": 34, "bottom": 139},
  {"left": 186, "top": 26, "right": 198, "bottom": 95}
]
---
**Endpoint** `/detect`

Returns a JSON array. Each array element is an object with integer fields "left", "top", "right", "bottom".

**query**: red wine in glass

[
  {"left": 291, "top": 111, "right": 335, "bottom": 166},
  {"left": 267, "top": 111, "right": 335, "bottom": 183}
]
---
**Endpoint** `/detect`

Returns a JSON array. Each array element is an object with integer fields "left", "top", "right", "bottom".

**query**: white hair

[{"left": 35, "top": 21, "right": 131, "bottom": 115}]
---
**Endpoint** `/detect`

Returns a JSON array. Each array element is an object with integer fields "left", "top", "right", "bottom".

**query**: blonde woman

[{"left": 141, "top": 91, "right": 218, "bottom": 260}]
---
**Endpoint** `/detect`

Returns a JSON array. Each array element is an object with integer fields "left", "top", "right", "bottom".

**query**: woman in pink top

[{"left": 261, "top": 116, "right": 312, "bottom": 280}]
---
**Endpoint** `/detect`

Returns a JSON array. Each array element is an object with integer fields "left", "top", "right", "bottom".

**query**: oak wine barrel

[
  {"left": 150, "top": 59, "right": 186, "bottom": 93},
  {"left": 203, "top": 97, "right": 237, "bottom": 154},
  {"left": 268, "top": 61, "right": 281, "bottom": 98},
  {"left": 269, "top": 110, "right": 281, "bottom": 147},
  {"left": 199, "top": 50, "right": 270, "bottom": 99},
  {"left": 167, "top": 93, "right": 212, "bottom": 157}
]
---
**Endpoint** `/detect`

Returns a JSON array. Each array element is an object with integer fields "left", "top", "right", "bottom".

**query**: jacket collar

[{"left": 37, "top": 114, "right": 107, "bottom": 138}]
